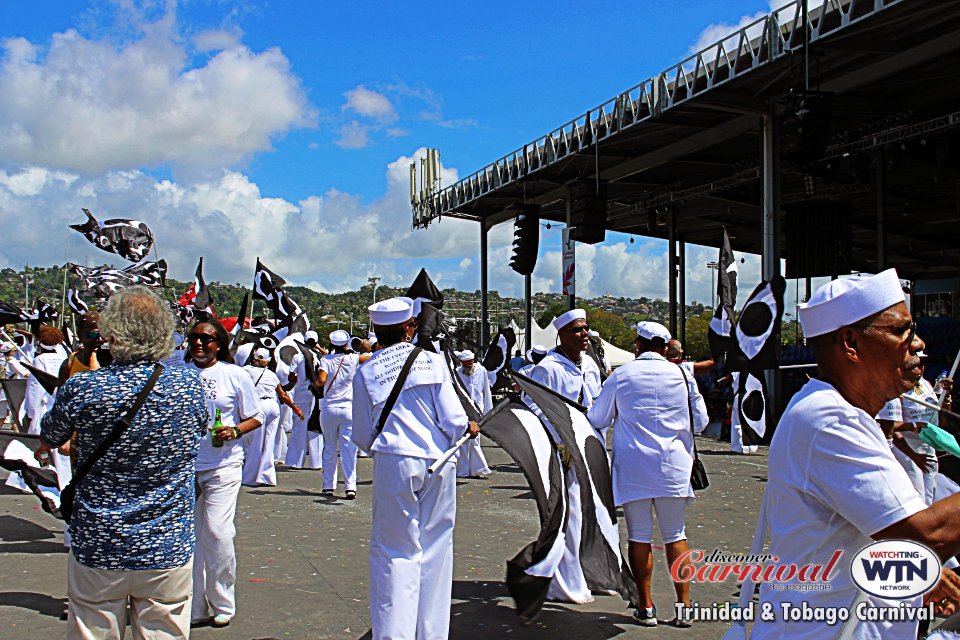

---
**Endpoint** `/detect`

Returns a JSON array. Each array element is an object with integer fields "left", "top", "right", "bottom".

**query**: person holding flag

[
  {"left": 455, "top": 350, "right": 493, "bottom": 479},
  {"left": 352, "top": 297, "right": 478, "bottom": 640}
]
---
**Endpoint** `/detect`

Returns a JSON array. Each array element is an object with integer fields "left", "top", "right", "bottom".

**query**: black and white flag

[
  {"left": 253, "top": 259, "right": 303, "bottom": 326},
  {"left": 478, "top": 397, "right": 565, "bottom": 621},
  {"left": 481, "top": 326, "right": 516, "bottom": 392},
  {"left": 0, "top": 300, "right": 31, "bottom": 325},
  {"left": 707, "top": 228, "right": 738, "bottom": 362},
  {"left": 66, "top": 289, "right": 89, "bottom": 315},
  {"left": 70, "top": 260, "right": 167, "bottom": 298},
  {"left": 69, "top": 208, "right": 154, "bottom": 263}
]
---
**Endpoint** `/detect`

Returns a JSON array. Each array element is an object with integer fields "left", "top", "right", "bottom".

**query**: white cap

[
  {"left": 636, "top": 321, "right": 671, "bottom": 342},
  {"left": 254, "top": 347, "right": 270, "bottom": 360},
  {"left": 369, "top": 297, "right": 413, "bottom": 326},
  {"left": 330, "top": 329, "right": 350, "bottom": 346},
  {"left": 368, "top": 331, "right": 377, "bottom": 342},
  {"left": 304, "top": 330, "right": 319, "bottom": 343},
  {"left": 531, "top": 344, "right": 548, "bottom": 355},
  {"left": 0, "top": 343, "right": 14, "bottom": 353},
  {"left": 553, "top": 308, "right": 587, "bottom": 330},
  {"left": 459, "top": 350, "right": 475, "bottom": 362},
  {"left": 799, "top": 269, "right": 905, "bottom": 338}
]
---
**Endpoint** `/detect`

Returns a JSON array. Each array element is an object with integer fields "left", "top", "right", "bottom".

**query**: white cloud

[
  {"left": 192, "top": 27, "right": 244, "bottom": 52},
  {"left": 342, "top": 85, "right": 397, "bottom": 123},
  {"left": 334, "top": 121, "right": 371, "bottom": 149},
  {"left": 0, "top": 28, "right": 315, "bottom": 175}
]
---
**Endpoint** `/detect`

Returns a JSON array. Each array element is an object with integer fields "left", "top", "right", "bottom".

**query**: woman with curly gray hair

[{"left": 38, "top": 285, "right": 208, "bottom": 639}]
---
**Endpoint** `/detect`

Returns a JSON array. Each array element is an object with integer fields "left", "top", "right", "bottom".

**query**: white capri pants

[
  {"left": 623, "top": 497, "right": 688, "bottom": 544},
  {"left": 192, "top": 463, "right": 242, "bottom": 621}
]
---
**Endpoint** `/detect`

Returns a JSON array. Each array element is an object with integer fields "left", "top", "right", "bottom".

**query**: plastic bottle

[
  {"left": 935, "top": 371, "right": 949, "bottom": 394},
  {"left": 210, "top": 408, "right": 224, "bottom": 448}
]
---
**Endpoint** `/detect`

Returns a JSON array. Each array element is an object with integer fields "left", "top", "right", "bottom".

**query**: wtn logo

[
  {"left": 851, "top": 541, "right": 938, "bottom": 599},
  {"left": 860, "top": 559, "right": 927, "bottom": 583}
]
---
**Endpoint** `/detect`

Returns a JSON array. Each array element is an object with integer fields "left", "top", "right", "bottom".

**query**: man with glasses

[
  {"left": 58, "top": 310, "right": 110, "bottom": 384},
  {"left": 525, "top": 308, "right": 603, "bottom": 604},
  {"left": 749, "top": 269, "right": 960, "bottom": 639}
]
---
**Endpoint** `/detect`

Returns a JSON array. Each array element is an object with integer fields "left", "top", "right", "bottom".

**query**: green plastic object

[{"left": 918, "top": 423, "right": 960, "bottom": 458}]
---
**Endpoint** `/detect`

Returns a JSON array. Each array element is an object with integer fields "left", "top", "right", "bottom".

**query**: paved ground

[{"left": 0, "top": 436, "right": 771, "bottom": 639}]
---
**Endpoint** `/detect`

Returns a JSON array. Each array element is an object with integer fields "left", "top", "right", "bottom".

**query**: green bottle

[{"left": 211, "top": 408, "right": 224, "bottom": 448}]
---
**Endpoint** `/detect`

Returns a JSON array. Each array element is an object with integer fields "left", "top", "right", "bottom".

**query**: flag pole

[
  {"left": 0, "top": 328, "right": 32, "bottom": 362},
  {"left": 427, "top": 432, "right": 472, "bottom": 475},
  {"left": 938, "top": 349, "right": 960, "bottom": 407},
  {"left": 898, "top": 393, "right": 960, "bottom": 422}
]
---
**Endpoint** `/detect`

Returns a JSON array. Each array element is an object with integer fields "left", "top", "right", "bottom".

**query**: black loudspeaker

[
  {"left": 509, "top": 204, "right": 540, "bottom": 276},
  {"left": 568, "top": 178, "right": 607, "bottom": 244},
  {"left": 780, "top": 91, "right": 832, "bottom": 166},
  {"left": 784, "top": 201, "right": 851, "bottom": 279}
]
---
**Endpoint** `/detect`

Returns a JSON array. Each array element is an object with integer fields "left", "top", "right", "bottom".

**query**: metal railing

[{"left": 412, "top": 0, "right": 902, "bottom": 229}]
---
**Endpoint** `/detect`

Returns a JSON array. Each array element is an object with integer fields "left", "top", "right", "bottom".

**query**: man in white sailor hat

[
  {"left": 454, "top": 350, "right": 492, "bottom": 479},
  {"left": 352, "top": 297, "right": 478, "bottom": 640},
  {"left": 316, "top": 329, "right": 362, "bottom": 498},
  {"left": 524, "top": 308, "right": 603, "bottom": 604},
  {"left": 518, "top": 344, "right": 548, "bottom": 377},
  {"left": 285, "top": 329, "right": 324, "bottom": 470},
  {"left": 749, "top": 269, "right": 960, "bottom": 639}
]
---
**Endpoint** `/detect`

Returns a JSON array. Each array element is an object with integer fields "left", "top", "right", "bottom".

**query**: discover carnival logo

[{"left": 849, "top": 540, "right": 939, "bottom": 599}]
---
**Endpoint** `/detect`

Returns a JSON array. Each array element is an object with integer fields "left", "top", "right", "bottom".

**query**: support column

[
  {"left": 679, "top": 239, "right": 686, "bottom": 346},
  {"left": 524, "top": 273, "right": 532, "bottom": 352},
  {"left": 762, "top": 111, "right": 781, "bottom": 425},
  {"left": 480, "top": 219, "right": 490, "bottom": 347},
  {"left": 668, "top": 211, "right": 677, "bottom": 337},
  {"left": 565, "top": 195, "right": 575, "bottom": 310},
  {"left": 876, "top": 148, "right": 886, "bottom": 270}
]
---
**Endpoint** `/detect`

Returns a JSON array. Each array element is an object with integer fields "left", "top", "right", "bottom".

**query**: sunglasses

[
  {"left": 187, "top": 333, "right": 219, "bottom": 346},
  {"left": 85, "top": 330, "right": 101, "bottom": 341},
  {"left": 565, "top": 325, "right": 590, "bottom": 334},
  {"left": 850, "top": 321, "right": 917, "bottom": 345}
]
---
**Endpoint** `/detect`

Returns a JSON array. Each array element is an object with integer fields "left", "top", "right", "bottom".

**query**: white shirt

[
  {"left": 457, "top": 364, "right": 493, "bottom": 414},
  {"left": 24, "top": 349, "right": 66, "bottom": 420},
  {"left": 875, "top": 397, "right": 903, "bottom": 422},
  {"left": 588, "top": 352, "right": 697, "bottom": 504},
  {"left": 318, "top": 352, "right": 360, "bottom": 405},
  {"left": 352, "top": 342, "right": 469, "bottom": 459},
  {"left": 3, "top": 355, "right": 29, "bottom": 378},
  {"left": 188, "top": 361, "right": 264, "bottom": 472},
  {"left": 902, "top": 378, "right": 939, "bottom": 426},
  {"left": 530, "top": 348, "right": 602, "bottom": 408},
  {"left": 677, "top": 360, "right": 710, "bottom": 433},
  {"left": 289, "top": 350, "right": 318, "bottom": 405},
  {"left": 244, "top": 365, "right": 280, "bottom": 401},
  {"left": 752, "top": 379, "right": 927, "bottom": 640}
]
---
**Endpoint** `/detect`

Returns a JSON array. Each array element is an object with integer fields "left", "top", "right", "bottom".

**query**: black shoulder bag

[
  {"left": 375, "top": 347, "right": 422, "bottom": 436},
  {"left": 59, "top": 363, "right": 164, "bottom": 523},
  {"left": 678, "top": 364, "right": 709, "bottom": 491}
]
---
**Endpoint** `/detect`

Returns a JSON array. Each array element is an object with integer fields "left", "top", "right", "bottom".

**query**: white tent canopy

[{"left": 508, "top": 318, "right": 635, "bottom": 368}]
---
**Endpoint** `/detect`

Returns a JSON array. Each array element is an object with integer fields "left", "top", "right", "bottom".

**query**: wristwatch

[{"left": 233, "top": 427, "right": 242, "bottom": 440}]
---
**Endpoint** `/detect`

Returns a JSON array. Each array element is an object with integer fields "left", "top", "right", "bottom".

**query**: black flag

[
  {"left": 71, "top": 260, "right": 167, "bottom": 299},
  {"left": 0, "top": 300, "right": 31, "bottom": 325},
  {"left": 192, "top": 257, "right": 213, "bottom": 313},
  {"left": 22, "top": 363, "right": 59, "bottom": 396},
  {"left": 726, "top": 276, "right": 786, "bottom": 372},
  {"left": 253, "top": 259, "right": 304, "bottom": 325},
  {"left": 405, "top": 268, "right": 444, "bottom": 309},
  {"left": 69, "top": 208, "right": 154, "bottom": 263},
  {"left": 707, "top": 228, "right": 738, "bottom": 362}
]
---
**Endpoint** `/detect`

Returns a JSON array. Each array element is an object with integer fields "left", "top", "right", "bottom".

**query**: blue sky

[{"left": 0, "top": 0, "right": 787, "bottom": 306}]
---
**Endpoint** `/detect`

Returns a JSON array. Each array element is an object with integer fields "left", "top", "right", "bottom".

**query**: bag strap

[
  {"left": 70, "top": 363, "right": 164, "bottom": 487},
  {"left": 325, "top": 354, "right": 348, "bottom": 395},
  {"left": 678, "top": 363, "right": 699, "bottom": 460},
  {"left": 376, "top": 347, "right": 422, "bottom": 435}
]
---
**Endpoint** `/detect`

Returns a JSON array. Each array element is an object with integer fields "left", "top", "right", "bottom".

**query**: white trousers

[
  {"left": 192, "top": 464, "right": 242, "bottom": 621},
  {"left": 242, "top": 399, "right": 279, "bottom": 486},
  {"left": 276, "top": 404, "right": 292, "bottom": 463},
  {"left": 546, "top": 465, "right": 592, "bottom": 603},
  {"left": 67, "top": 553, "right": 193, "bottom": 640},
  {"left": 455, "top": 438, "right": 491, "bottom": 478},
  {"left": 285, "top": 398, "right": 322, "bottom": 469},
  {"left": 622, "top": 497, "right": 688, "bottom": 543},
  {"left": 321, "top": 401, "right": 357, "bottom": 492},
  {"left": 370, "top": 453, "right": 456, "bottom": 640},
  {"left": 730, "top": 420, "right": 758, "bottom": 454}
]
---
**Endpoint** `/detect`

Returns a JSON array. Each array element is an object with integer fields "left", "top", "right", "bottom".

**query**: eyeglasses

[
  {"left": 187, "top": 333, "right": 218, "bottom": 346},
  {"left": 850, "top": 321, "right": 917, "bottom": 345},
  {"left": 85, "top": 330, "right": 101, "bottom": 341},
  {"left": 565, "top": 325, "right": 590, "bottom": 334}
]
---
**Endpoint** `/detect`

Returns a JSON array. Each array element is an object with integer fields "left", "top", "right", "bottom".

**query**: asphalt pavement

[{"left": 0, "top": 436, "right": 769, "bottom": 639}]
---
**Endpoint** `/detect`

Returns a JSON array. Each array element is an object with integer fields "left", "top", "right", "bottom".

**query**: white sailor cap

[
  {"left": 0, "top": 342, "right": 14, "bottom": 353},
  {"left": 329, "top": 329, "right": 350, "bottom": 346},
  {"left": 458, "top": 350, "right": 475, "bottom": 362},
  {"left": 553, "top": 308, "right": 586, "bottom": 330},
  {"left": 368, "top": 331, "right": 377, "bottom": 343},
  {"left": 369, "top": 297, "right": 413, "bottom": 326},
  {"left": 636, "top": 321, "right": 671, "bottom": 342},
  {"left": 304, "top": 330, "right": 319, "bottom": 343},
  {"left": 799, "top": 268, "right": 905, "bottom": 338},
  {"left": 525, "top": 344, "right": 548, "bottom": 361},
  {"left": 253, "top": 347, "right": 270, "bottom": 360}
]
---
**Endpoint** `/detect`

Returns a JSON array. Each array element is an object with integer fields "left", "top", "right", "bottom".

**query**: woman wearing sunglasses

[{"left": 184, "top": 321, "right": 264, "bottom": 628}]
